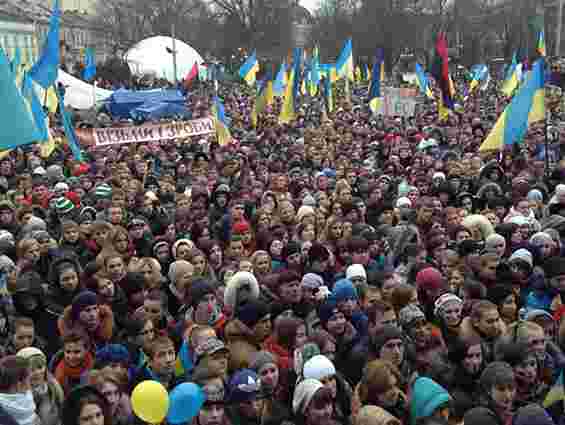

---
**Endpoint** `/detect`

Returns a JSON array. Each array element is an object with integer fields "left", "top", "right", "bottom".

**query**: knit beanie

[
  {"left": 463, "top": 407, "right": 501, "bottom": 425},
  {"left": 303, "top": 355, "right": 336, "bottom": 381},
  {"left": 509, "top": 248, "right": 533, "bottom": 269},
  {"left": 296, "top": 206, "right": 315, "bottom": 223},
  {"left": 189, "top": 279, "right": 215, "bottom": 307},
  {"left": 370, "top": 325, "right": 403, "bottom": 356},
  {"left": 480, "top": 361, "right": 515, "bottom": 391},
  {"left": 16, "top": 347, "right": 47, "bottom": 369},
  {"left": 530, "top": 232, "right": 553, "bottom": 247},
  {"left": 302, "top": 194, "right": 317, "bottom": 207},
  {"left": 55, "top": 197, "right": 75, "bottom": 215},
  {"left": 71, "top": 291, "right": 98, "bottom": 320},
  {"left": 301, "top": 273, "right": 324, "bottom": 289},
  {"left": 236, "top": 299, "right": 270, "bottom": 328},
  {"left": 415, "top": 267, "right": 443, "bottom": 290},
  {"left": 398, "top": 304, "right": 425, "bottom": 329},
  {"left": 346, "top": 264, "right": 367, "bottom": 280},
  {"left": 484, "top": 233, "right": 505, "bottom": 252},
  {"left": 317, "top": 299, "right": 339, "bottom": 327},
  {"left": 167, "top": 260, "right": 194, "bottom": 285},
  {"left": 232, "top": 220, "right": 251, "bottom": 235},
  {"left": 301, "top": 343, "right": 321, "bottom": 366},
  {"left": 411, "top": 377, "right": 451, "bottom": 424},
  {"left": 95, "top": 344, "right": 130, "bottom": 366},
  {"left": 513, "top": 404, "right": 555, "bottom": 425},
  {"left": 433, "top": 293, "right": 463, "bottom": 317},
  {"left": 356, "top": 406, "right": 400, "bottom": 425},
  {"left": 250, "top": 351, "right": 277, "bottom": 374},
  {"left": 332, "top": 278, "right": 358, "bottom": 302},
  {"left": 292, "top": 379, "right": 324, "bottom": 414},
  {"left": 94, "top": 183, "right": 112, "bottom": 199}
]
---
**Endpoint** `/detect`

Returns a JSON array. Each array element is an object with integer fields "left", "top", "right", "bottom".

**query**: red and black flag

[{"left": 431, "top": 32, "right": 454, "bottom": 110}]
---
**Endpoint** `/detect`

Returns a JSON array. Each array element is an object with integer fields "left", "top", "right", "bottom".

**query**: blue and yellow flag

[
  {"left": 502, "top": 53, "right": 520, "bottom": 97},
  {"left": 336, "top": 39, "right": 354, "bottom": 81},
  {"left": 56, "top": 86, "right": 82, "bottom": 161},
  {"left": 10, "top": 47, "right": 21, "bottom": 76},
  {"left": 415, "top": 63, "right": 433, "bottom": 99},
  {"left": 468, "top": 64, "right": 489, "bottom": 95},
  {"left": 279, "top": 70, "right": 295, "bottom": 124},
  {"left": 30, "top": 0, "right": 61, "bottom": 89},
  {"left": 323, "top": 76, "right": 334, "bottom": 114},
  {"left": 479, "top": 59, "right": 545, "bottom": 152},
  {"left": 0, "top": 49, "right": 41, "bottom": 151},
  {"left": 273, "top": 61, "right": 287, "bottom": 96},
  {"left": 83, "top": 47, "right": 96, "bottom": 81},
  {"left": 238, "top": 52, "right": 259, "bottom": 86},
  {"left": 369, "top": 48, "right": 384, "bottom": 109},
  {"left": 22, "top": 73, "right": 49, "bottom": 142},
  {"left": 213, "top": 96, "right": 232, "bottom": 146},
  {"left": 252, "top": 71, "right": 274, "bottom": 128}
]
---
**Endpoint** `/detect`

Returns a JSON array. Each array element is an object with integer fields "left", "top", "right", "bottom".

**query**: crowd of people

[{"left": 1, "top": 62, "right": 565, "bottom": 425}]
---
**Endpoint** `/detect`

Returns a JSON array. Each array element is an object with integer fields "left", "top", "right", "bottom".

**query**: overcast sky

[{"left": 300, "top": 0, "right": 318, "bottom": 13}]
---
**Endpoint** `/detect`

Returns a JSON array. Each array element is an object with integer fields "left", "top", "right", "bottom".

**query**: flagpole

[
  {"left": 557, "top": 0, "right": 564, "bottom": 56},
  {"left": 545, "top": 104, "right": 550, "bottom": 177},
  {"left": 171, "top": 23, "right": 178, "bottom": 86}
]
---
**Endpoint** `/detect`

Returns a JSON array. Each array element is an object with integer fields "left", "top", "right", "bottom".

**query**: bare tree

[
  {"left": 94, "top": 0, "right": 216, "bottom": 56},
  {"left": 208, "top": 0, "right": 293, "bottom": 58}
]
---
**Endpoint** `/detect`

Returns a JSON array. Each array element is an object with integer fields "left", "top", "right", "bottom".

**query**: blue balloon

[{"left": 166, "top": 383, "right": 205, "bottom": 424}]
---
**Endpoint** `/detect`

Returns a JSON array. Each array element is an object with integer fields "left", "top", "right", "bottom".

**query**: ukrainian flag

[
  {"left": 252, "top": 72, "right": 273, "bottom": 128},
  {"left": 279, "top": 70, "right": 295, "bottom": 124},
  {"left": 469, "top": 64, "right": 488, "bottom": 95},
  {"left": 238, "top": 52, "right": 259, "bottom": 86},
  {"left": 479, "top": 59, "right": 545, "bottom": 152},
  {"left": 273, "top": 61, "right": 287, "bottom": 96},
  {"left": 335, "top": 39, "right": 354, "bottom": 81},
  {"left": 415, "top": 63, "right": 433, "bottom": 99},
  {"left": 502, "top": 53, "right": 520, "bottom": 97},
  {"left": 212, "top": 96, "right": 232, "bottom": 146},
  {"left": 369, "top": 48, "right": 384, "bottom": 113},
  {"left": 323, "top": 76, "right": 334, "bottom": 114},
  {"left": 544, "top": 370, "right": 564, "bottom": 408},
  {"left": 538, "top": 30, "right": 546, "bottom": 57}
]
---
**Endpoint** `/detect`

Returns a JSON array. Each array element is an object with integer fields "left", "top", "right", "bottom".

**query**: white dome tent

[{"left": 125, "top": 36, "right": 204, "bottom": 83}]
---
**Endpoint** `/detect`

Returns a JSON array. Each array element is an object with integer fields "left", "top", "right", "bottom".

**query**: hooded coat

[
  {"left": 57, "top": 304, "right": 114, "bottom": 351},
  {"left": 410, "top": 377, "right": 451, "bottom": 425}
]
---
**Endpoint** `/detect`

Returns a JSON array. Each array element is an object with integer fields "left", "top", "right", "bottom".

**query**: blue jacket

[{"left": 410, "top": 377, "right": 451, "bottom": 425}]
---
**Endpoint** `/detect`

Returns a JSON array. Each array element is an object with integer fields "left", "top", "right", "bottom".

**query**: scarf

[
  {"left": 0, "top": 391, "right": 40, "bottom": 425},
  {"left": 55, "top": 351, "right": 94, "bottom": 394}
]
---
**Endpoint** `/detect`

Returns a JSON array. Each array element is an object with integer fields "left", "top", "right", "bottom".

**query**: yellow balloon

[{"left": 131, "top": 380, "right": 170, "bottom": 424}]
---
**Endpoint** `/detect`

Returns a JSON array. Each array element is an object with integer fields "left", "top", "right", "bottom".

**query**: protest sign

[{"left": 75, "top": 117, "right": 215, "bottom": 147}]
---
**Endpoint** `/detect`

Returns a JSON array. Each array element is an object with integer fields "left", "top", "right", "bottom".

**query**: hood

[
  {"left": 410, "top": 377, "right": 451, "bottom": 425},
  {"left": 58, "top": 304, "right": 114, "bottom": 343},
  {"left": 224, "top": 271, "right": 260, "bottom": 310}
]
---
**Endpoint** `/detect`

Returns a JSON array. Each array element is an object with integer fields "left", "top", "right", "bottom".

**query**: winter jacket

[
  {"left": 410, "top": 377, "right": 451, "bottom": 425},
  {"left": 57, "top": 304, "right": 115, "bottom": 351}
]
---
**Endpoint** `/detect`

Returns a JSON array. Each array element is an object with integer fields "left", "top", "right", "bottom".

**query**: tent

[
  {"left": 125, "top": 36, "right": 204, "bottom": 83},
  {"left": 105, "top": 88, "right": 186, "bottom": 119},
  {"left": 56, "top": 70, "right": 113, "bottom": 110},
  {"left": 130, "top": 101, "right": 191, "bottom": 121}
]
